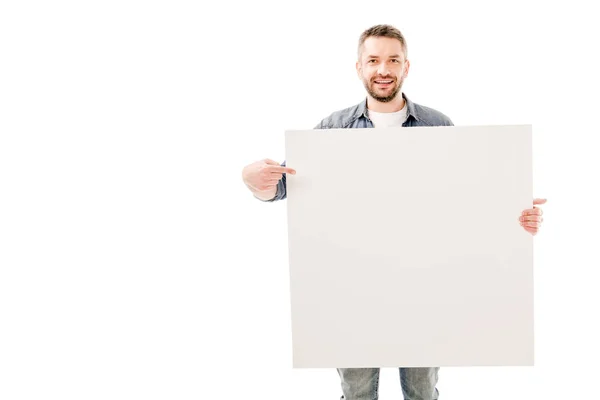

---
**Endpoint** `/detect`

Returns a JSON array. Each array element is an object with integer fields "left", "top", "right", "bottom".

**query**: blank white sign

[{"left": 285, "top": 125, "right": 533, "bottom": 368}]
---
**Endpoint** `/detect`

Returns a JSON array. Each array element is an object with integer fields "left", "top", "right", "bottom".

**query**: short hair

[{"left": 358, "top": 24, "right": 408, "bottom": 59}]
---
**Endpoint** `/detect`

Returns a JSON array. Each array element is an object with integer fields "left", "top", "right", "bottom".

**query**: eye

[
  {"left": 368, "top": 59, "right": 377, "bottom": 63},
  {"left": 391, "top": 59, "right": 400, "bottom": 63}
]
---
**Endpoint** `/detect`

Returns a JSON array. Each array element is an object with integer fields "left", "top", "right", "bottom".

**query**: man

[{"left": 241, "top": 24, "right": 546, "bottom": 400}]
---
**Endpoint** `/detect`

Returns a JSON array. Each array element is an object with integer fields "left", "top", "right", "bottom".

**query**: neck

[{"left": 367, "top": 93, "right": 405, "bottom": 113}]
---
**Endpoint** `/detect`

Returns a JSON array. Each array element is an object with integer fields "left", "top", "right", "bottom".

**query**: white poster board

[{"left": 285, "top": 125, "right": 533, "bottom": 368}]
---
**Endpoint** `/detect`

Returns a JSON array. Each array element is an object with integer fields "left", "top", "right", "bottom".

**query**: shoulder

[
  {"left": 314, "top": 101, "right": 365, "bottom": 129},
  {"left": 412, "top": 102, "right": 453, "bottom": 126}
]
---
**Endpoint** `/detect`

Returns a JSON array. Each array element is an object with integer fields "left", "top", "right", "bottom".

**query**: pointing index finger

[{"left": 267, "top": 166, "right": 296, "bottom": 174}]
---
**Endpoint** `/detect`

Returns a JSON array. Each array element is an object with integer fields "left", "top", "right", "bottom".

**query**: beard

[{"left": 362, "top": 75, "right": 404, "bottom": 103}]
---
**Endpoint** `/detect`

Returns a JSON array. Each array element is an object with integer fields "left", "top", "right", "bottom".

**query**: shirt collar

[{"left": 359, "top": 92, "right": 420, "bottom": 122}]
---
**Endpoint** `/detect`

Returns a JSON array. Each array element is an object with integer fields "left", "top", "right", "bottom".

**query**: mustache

[{"left": 371, "top": 75, "right": 396, "bottom": 81}]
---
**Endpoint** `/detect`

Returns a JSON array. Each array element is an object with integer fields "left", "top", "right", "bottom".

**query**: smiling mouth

[{"left": 374, "top": 79, "right": 394, "bottom": 85}]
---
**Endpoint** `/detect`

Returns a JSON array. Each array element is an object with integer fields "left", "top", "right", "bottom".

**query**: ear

[
  {"left": 356, "top": 60, "right": 362, "bottom": 78},
  {"left": 403, "top": 59, "right": 410, "bottom": 78}
]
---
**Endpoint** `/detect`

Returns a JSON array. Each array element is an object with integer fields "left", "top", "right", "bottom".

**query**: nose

[{"left": 377, "top": 62, "right": 390, "bottom": 76}]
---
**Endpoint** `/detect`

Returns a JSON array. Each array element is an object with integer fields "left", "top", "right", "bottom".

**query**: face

[{"left": 356, "top": 37, "right": 410, "bottom": 103}]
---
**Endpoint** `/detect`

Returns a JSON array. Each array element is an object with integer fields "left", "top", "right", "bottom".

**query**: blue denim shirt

[{"left": 260, "top": 92, "right": 453, "bottom": 202}]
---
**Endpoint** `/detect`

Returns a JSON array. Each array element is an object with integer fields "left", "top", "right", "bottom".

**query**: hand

[
  {"left": 519, "top": 198, "right": 547, "bottom": 236},
  {"left": 242, "top": 158, "right": 296, "bottom": 193}
]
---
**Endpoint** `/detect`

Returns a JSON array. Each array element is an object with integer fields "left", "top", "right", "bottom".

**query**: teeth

[{"left": 375, "top": 80, "right": 392, "bottom": 83}]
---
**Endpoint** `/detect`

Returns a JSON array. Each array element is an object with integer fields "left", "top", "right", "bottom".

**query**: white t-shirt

[{"left": 367, "top": 102, "right": 408, "bottom": 128}]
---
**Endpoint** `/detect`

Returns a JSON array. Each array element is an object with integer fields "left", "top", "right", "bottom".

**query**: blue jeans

[{"left": 337, "top": 367, "right": 440, "bottom": 400}]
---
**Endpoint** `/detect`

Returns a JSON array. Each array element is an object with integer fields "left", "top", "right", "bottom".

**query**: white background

[{"left": 0, "top": 1, "right": 598, "bottom": 399}]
